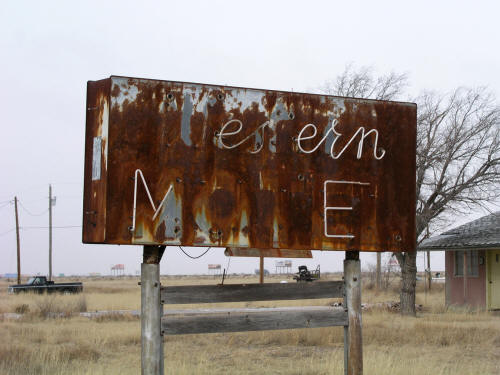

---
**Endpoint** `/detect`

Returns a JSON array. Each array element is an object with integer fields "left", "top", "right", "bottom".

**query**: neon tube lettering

[{"left": 297, "top": 120, "right": 385, "bottom": 160}]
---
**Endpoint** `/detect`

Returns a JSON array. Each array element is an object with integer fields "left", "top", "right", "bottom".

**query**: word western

[{"left": 217, "top": 119, "right": 385, "bottom": 160}]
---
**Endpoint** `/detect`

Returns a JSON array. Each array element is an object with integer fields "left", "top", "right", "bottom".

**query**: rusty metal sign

[
  {"left": 224, "top": 248, "right": 312, "bottom": 258},
  {"left": 83, "top": 76, "right": 416, "bottom": 252}
]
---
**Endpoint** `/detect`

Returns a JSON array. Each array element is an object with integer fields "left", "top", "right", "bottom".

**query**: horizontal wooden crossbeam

[
  {"left": 161, "top": 306, "right": 347, "bottom": 335},
  {"left": 161, "top": 281, "right": 344, "bottom": 304}
]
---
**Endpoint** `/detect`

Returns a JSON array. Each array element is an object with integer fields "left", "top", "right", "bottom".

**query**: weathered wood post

[
  {"left": 160, "top": 299, "right": 164, "bottom": 375},
  {"left": 345, "top": 251, "right": 362, "bottom": 375},
  {"left": 142, "top": 245, "right": 165, "bottom": 375}
]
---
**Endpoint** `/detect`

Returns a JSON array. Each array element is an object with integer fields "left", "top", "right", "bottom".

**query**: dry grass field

[{"left": 1, "top": 274, "right": 500, "bottom": 375}]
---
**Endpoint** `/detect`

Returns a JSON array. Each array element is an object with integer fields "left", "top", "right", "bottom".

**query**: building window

[{"left": 454, "top": 250, "right": 479, "bottom": 277}]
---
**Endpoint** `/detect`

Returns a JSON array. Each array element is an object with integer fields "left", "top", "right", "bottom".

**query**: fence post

[
  {"left": 142, "top": 245, "right": 165, "bottom": 375},
  {"left": 344, "top": 251, "right": 362, "bottom": 375},
  {"left": 343, "top": 282, "right": 348, "bottom": 375}
]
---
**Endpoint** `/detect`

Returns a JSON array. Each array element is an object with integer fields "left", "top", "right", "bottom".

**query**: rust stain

[
  {"left": 83, "top": 76, "right": 416, "bottom": 252},
  {"left": 82, "top": 78, "right": 111, "bottom": 243}
]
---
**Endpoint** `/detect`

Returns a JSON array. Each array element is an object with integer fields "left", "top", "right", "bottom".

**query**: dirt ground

[{"left": 1, "top": 274, "right": 499, "bottom": 375}]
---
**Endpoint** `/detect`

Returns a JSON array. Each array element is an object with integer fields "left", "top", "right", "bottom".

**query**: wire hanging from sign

[{"left": 178, "top": 246, "right": 211, "bottom": 259}]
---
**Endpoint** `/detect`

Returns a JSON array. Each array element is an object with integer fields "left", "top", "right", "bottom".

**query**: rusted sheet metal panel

[
  {"left": 83, "top": 78, "right": 111, "bottom": 243},
  {"left": 225, "top": 248, "right": 312, "bottom": 258},
  {"left": 83, "top": 76, "right": 416, "bottom": 252}
]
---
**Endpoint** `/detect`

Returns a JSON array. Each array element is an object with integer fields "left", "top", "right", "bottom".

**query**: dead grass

[
  {"left": 93, "top": 312, "right": 139, "bottom": 323},
  {"left": 2, "top": 294, "right": 88, "bottom": 320},
  {"left": 1, "top": 275, "right": 499, "bottom": 374},
  {"left": 33, "top": 294, "right": 88, "bottom": 318}
]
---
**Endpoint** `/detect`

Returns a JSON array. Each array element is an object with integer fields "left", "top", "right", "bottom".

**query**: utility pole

[
  {"left": 427, "top": 250, "right": 431, "bottom": 291},
  {"left": 426, "top": 226, "right": 431, "bottom": 291},
  {"left": 259, "top": 256, "right": 264, "bottom": 284},
  {"left": 14, "top": 197, "right": 21, "bottom": 284},
  {"left": 376, "top": 252, "right": 381, "bottom": 290},
  {"left": 49, "top": 184, "right": 53, "bottom": 281}
]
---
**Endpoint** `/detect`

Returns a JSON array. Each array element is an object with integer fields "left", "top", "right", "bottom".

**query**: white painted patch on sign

[{"left": 92, "top": 136, "right": 102, "bottom": 181}]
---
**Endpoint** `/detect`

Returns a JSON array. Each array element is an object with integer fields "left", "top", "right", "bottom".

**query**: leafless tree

[
  {"left": 365, "top": 255, "right": 398, "bottom": 291},
  {"left": 321, "top": 65, "right": 500, "bottom": 316},
  {"left": 399, "top": 87, "right": 500, "bottom": 315},
  {"left": 319, "top": 63, "right": 409, "bottom": 101}
]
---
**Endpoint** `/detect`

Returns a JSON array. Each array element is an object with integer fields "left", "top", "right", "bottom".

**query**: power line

[
  {"left": 17, "top": 201, "right": 49, "bottom": 216},
  {"left": 0, "top": 182, "right": 82, "bottom": 203},
  {"left": 22, "top": 225, "right": 81, "bottom": 229},
  {"left": 0, "top": 201, "right": 12, "bottom": 211},
  {"left": 51, "top": 182, "right": 82, "bottom": 185},
  {"left": 0, "top": 228, "right": 15, "bottom": 237},
  {"left": 0, "top": 225, "right": 81, "bottom": 236},
  {"left": 178, "top": 246, "right": 211, "bottom": 259},
  {"left": 17, "top": 197, "right": 48, "bottom": 204}
]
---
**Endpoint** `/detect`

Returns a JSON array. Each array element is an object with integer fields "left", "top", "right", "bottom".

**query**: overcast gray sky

[{"left": 1, "top": 0, "right": 498, "bottom": 276}]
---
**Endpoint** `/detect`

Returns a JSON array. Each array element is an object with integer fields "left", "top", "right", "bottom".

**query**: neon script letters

[{"left": 217, "top": 119, "right": 385, "bottom": 160}]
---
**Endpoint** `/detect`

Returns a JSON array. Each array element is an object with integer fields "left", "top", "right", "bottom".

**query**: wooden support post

[
  {"left": 343, "top": 280, "right": 348, "bottom": 375},
  {"left": 160, "top": 301, "right": 164, "bottom": 375},
  {"left": 141, "top": 245, "right": 165, "bottom": 375},
  {"left": 259, "top": 256, "right": 264, "bottom": 284},
  {"left": 345, "top": 251, "right": 362, "bottom": 375}
]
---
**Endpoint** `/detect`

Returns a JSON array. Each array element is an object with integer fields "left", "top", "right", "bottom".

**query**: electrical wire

[
  {"left": 178, "top": 246, "right": 211, "bottom": 259},
  {"left": 21, "top": 225, "right": 81, "bottom": 229},
  {"left": 0, "top": 225, "right": 81, "bottom": 237},
  {"left": 0, "top": 228, "right": 15, "bottom": 237},
  {"left": 0, "top": 201, "right": 12, "bottom": 210},
  {"left": 18, "top": 201, "right": 49, "bottom": 216}
]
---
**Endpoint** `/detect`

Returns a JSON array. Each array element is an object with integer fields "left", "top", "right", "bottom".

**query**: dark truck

[
  {"left": 293, "top": 265, "right": 321, "bottom": 282},
  {"left": 8, "top": 276, "right": 83, "bottom": 294}
]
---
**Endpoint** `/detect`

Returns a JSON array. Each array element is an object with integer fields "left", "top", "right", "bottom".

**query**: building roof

[{"left": 419, "top": 211, "right": 500, "bottom": 251}]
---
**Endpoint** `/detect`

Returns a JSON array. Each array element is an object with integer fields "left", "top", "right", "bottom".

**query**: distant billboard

[{"left": 83, "top": 76, "right": 416, "bottom": 252}]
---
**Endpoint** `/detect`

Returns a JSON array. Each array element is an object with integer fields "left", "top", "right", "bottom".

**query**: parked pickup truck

[{"left": 8, "top": 276, "right": 83, "bottom": 294}]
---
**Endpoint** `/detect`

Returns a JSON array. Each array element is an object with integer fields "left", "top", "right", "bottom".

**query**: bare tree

[
  {"left": 399, "top": 87, "right": 500, "bottom": 315},
  {"left": 321, "top": 65, "right": 500, "bottom": 316},
  {"left": 319, "top": 63, "right": 409, "bottom": 101}
]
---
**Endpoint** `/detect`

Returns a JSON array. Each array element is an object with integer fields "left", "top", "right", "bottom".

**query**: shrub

[
  {"left": 34, "top": 295, "right": 87, "bottom": 318},
  {"left": 14, "top": 304, "right": 30, "bottom": 314}
]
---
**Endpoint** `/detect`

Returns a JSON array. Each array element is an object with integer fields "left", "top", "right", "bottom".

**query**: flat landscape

[{"left": 1, "top": 274, "right": 499, "bottom": 375}]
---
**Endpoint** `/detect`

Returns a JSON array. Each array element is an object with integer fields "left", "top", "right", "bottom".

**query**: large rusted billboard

[{"left": 83, "top": 76, "right": 416, "bottom": 252}]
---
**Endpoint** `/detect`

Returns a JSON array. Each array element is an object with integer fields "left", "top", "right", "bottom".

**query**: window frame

[{"left": 454, "top": 250, "right": 479, "bottom": 277}]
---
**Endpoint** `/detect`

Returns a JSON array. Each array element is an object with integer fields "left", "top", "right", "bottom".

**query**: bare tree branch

[
  {"left": 416, "top": 87, "right": 500, "bottom": 237},
  {"left": 321, "top": 65, "right": 500, "bottom": 316},
  {"left": 319, "top": 63, "right": 409, "bottom": 101}
]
